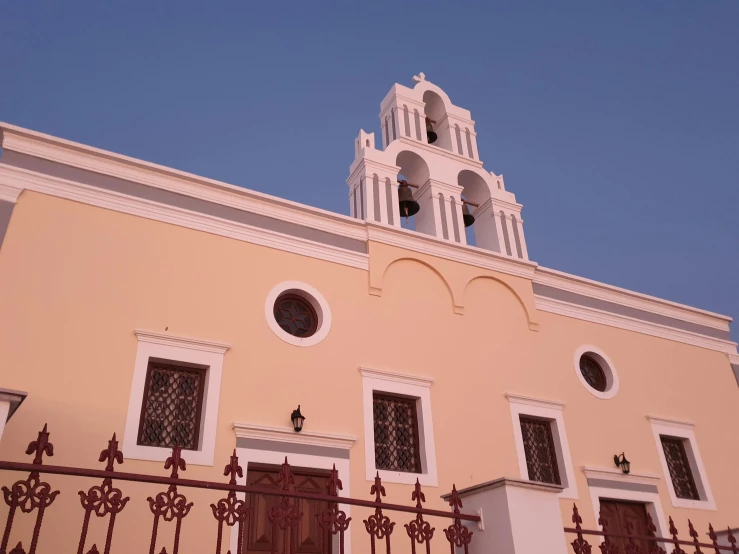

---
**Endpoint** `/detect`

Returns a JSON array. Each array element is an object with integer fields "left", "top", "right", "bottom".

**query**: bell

[
  {"left": 462, "top": 203, "right": 475, "bottom": 227},
  {"left": 425, "top": 117, "right": 437, "bottom": 144},
  {"left": 397, "top": 184, "right": 420, "bottom": 219}
]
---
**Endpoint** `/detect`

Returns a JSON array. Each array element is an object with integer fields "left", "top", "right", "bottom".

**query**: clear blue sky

[{"left": 2, "top": 2, "right": 737, "bottom": 340}]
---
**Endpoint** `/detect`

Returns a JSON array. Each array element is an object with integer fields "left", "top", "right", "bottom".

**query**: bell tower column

[
  {"left": 415, "top": 180, "right": 464, "bottom": 241},
  {"left": 347, "top": 157, "right": 401, "bottom": 227}
]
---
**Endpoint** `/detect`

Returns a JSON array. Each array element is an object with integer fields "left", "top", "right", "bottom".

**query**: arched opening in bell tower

[
  {"left": 395, "top": 151, "right": 430, "bottom": 231},
  {"left": 458, "top": 170, "right": 492, "bottom": 248},
  {"left": 422, "top": 90, "right": 447, "bottom": 147}
]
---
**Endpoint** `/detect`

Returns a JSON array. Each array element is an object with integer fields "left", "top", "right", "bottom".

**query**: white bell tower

[{"left": 347, "top": 73, "right": 529, "bottom": 260}]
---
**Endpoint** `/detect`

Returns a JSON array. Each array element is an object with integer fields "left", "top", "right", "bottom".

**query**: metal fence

[
  {"left": 0, "top": 425, "right": 479, "bottom": 554},
  {"left": 565, "top": 504, "right": 738, "bottom": 554}
]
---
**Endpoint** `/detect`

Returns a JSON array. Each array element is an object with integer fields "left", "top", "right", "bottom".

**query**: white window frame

[
  {"left": 648, "top": 416, "right": 715, "bottom": 510},
  {"left": 265, "top": 281, "right": 332, "bottom": 348},
  {"left": 123, "top": 330, "right": 230, "bottom": 466},
  {"left": 231, "top": 423, "right": 356, "bottom": 554},
  {"left": 506, "top": 394, "right": 578, "bottom": 499},
  {"left": 573, "top": 345, "right": 620, "bottom": 400},
  {"left": 360, "top": 367, "right": 438, "bottom": 486}
]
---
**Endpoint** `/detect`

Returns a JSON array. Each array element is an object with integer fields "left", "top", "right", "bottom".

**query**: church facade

[{"left": 0, "top": 75, "right": 737, "bottom": 554}]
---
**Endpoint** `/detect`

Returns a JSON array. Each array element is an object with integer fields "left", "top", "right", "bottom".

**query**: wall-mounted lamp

[
  {"left": 614, "top": 452, "right": 631, "bottom": 474},
  {"left": 291, "top": 405, "right": 305, "bottom": 433}
]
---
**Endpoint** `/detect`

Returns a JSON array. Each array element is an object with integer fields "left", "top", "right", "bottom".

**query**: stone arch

[
  {"left": 458, "top": 169, "right": 493, "bottom": 206},
  {"left": 396, "top": 150, "right": 430, "bottom": 186},
  {"left": 463, "top": 275, "right": 538, "bottom": 331}
]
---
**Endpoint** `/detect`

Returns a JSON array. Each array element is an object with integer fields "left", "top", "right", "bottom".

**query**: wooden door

[
  {"left": 245, "top": 463, "right": 332, "bottom": 554},
  {"left": 599, "top": 499, "right": 651, "bottom": 553}
]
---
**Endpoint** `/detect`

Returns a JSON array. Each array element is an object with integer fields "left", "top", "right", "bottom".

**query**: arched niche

[
  {"left": 396, "top": 150, "right": 430, "bottom": 186},
  {"left": 422, "top": 90, "right": 447, "bottom": 123},
  {"left": 458, "top": 169, "right": 492, "bottom": 206}
]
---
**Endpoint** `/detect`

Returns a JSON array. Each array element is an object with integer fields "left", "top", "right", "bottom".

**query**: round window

[
  {"left": 273, "top": 293, "right": 318, "bottom": 338},
  {"left": 574, "top": 346, "right": 619, "bottom": 399},
  {"left": 579, "top": 355, "right": 607, "bottom": 392}
]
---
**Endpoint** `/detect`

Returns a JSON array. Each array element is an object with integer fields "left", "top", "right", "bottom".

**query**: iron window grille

[
  {"left": 660, "top": 436, "right": 700, "bottom": 500},
  {"left": 273, "top": 294, "right": 319, "bottom": 338},
  {"left": 137, "top": 360, "right": 206, "bottom": 451},
  {"left": 520, "top": 416, "right": 561, "bottom": 485},
  {"left": 579, "top": 355, "right": 607, "bottom": 392},
  {"left": 373, "top": 393, "right": 422, "bottom": 473}
]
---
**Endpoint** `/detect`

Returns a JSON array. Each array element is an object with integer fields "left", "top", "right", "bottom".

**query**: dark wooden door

[
  {"left": 599, "top": 499, "right": 651, "bottom": 553},
  {"left": 245, "top": 463, "right": 332, "bottom": 554}
]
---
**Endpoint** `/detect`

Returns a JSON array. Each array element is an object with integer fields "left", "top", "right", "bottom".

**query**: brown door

[
  {"left": 244, "top": 463, "right": 332, "bottom": 554},
  {"left": 599, "top": 499, "right": 651, "bottom": 553}
]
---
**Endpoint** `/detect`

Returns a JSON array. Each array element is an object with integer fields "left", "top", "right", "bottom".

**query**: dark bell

[
  {"left": 426, "top": 118, "right": 437, "bottom": 144},
  {"left": 462, "top": 203, "right": 475, "bottom": 227},
  {"left": 398, "top": 185, "right": 420, "bottom": 218}
]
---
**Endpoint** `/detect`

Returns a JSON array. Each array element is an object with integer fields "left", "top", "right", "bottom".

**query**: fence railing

[
  {"left": 565, "top": 504, "right": 738, "bottom": 554},
  {"left": 0, "top": 425, "right": 478, "bottom": 554}
]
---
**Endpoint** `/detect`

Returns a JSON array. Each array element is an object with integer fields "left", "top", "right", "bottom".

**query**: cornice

[
  {"left": 0, "top": 123, "right": 366, "bottom": 242},
  {"left": 0, "top": 165, "right": 369, "bottom": 270},
  {"left": 232, "top": 423, "right": 356, "bottom": 450},
  {"left": 582, "top": 466, "right": 661, "bottom": 486},
  {"left": 534, "top": 266, "right": 731, "bottom": 331},
  {"left": 135, "top": 330, "right": 231, "bottom": 354},
  {"left": 0, "top": 183, "right": 22, "bottom": 203},
  {"left": 535, "top": 295, "right": 737, "bottom": 355},
  {"left": 646, "top": 416, "right": 695, "bottom": 430},
  {"left": 393, "top": 136, "right": 484, "bottom": 169},
  {"left": 359, "top": 367, "right": 434, "bottom": 387},
  {"left": 504, "top": 393, "right": 565, "bottom": 410}
]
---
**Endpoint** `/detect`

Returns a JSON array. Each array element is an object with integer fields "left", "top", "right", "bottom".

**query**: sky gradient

[{"left": 2, "top": 1, "right": 737, "bottom": 340}]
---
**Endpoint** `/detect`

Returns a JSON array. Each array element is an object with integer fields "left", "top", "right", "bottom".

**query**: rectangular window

[
  {"left": 520, "top": 416, "right": 561, "bottom": 485},
  {"left": 372, "top": 393, "right": 421, "bottom": 473},
  {"left": 137, "top": 360, "right": 206, "bottom": 451},
  {"left": 660, "top": 436, "right": 700, "bottom": 500}
]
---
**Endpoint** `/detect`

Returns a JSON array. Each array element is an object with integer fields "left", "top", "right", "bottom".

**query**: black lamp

[
  {"left": 291, "top": 405, "right": 305, "bottom": 433},
  {"left": 614, "top": 452, "right": 631, "bottom": 474}
]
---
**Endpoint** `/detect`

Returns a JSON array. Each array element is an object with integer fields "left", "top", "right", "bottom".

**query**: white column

[
  {"left": 377, "top": 176, "right": 388, "bottom": 224},
  {"left": 494, "top": 209, "right": 508, "bottom": 254},
  {"left": 362, "top": 176, "right": 374, "bottom": 222},
  {"left": 414, "top": 181, "right": 443, "bottom": 238},
  {"left": 449, "top": 478, "right": 568, "bottom": 554},
  {"left": 389, "top": 179, "right": 401, "bottom": 228},
  {"left": 454, "top": 199, "right": 467, "bottom": 244},
  {"left": 515, "top": 217, "right": 529, "bottom": 259},
  {"left": 442, "top": 195, "right": 455, "bottom": 241},
  {"left": 503, "top": 212, "right": 519, "bottom": 257}
]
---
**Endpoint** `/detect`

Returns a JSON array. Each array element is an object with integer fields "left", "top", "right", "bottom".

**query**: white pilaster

[
  {"left": 454, "top": 199, "right": 467, "bottom": 244},
  {"left": 503, "top": 212, "right": 519, "bottom": 257},
  {"left": 442, "top": 195, "right": 455, "bottom": 242},
  {"left": 377, "top": 176, "right": 388, "bottom": 224},
  {"left": 389, "top": 179, "right": 401, "bottom": 228},
  {"left": 494, "top": 209, "right": 508, "bottom": 254},
  {"left": 363, "top": 177, "right": 375, "bottom": 222},
  {"left": 514, "top": 216, "right": 529, "bottom": 259}
]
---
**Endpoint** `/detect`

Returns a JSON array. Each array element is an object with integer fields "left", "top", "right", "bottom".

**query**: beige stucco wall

[{"left": 0, "top": 191, "right": 736, "bottom": 553}]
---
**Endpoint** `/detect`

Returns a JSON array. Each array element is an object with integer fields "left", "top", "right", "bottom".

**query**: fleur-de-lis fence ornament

[
  {"left": 147, "top": 447, "right": 193, "bottom": 554},
  {"left": 570, "top": 504, "right": 592, "bottom": 554},
  {"left": 364, "top": 473, "right": 395, "bottom": 554},
  {"left": 317, "top": 465, "right": 351, "bottom": 554},
  {"left": 76, "top": 433, "right": 129, "bottom": 554},
  {"left": 267, "top": 458, "right": 302, "bottom": 554},
  {"left": 211, "top": 450, "right": 250, "bottom": 554},
  {"left": 443, "top": 485, "right": 472, "bottom": 554},
  {"left": 1, "top": 425, "right": 60, "bottom": 554},
  {"left": 404, "top": 479, "right": 435, "bottom": 554}
]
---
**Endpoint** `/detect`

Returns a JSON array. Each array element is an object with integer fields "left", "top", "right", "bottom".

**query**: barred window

[
  {"left": 137, "top": 360, "right": 206, "bottom": 451},
  {"left": 520, "top": 416, "right": 561, "bottom": 485},
  {"left": 373, "top": 393, "right": 421, "bottom": 473},
  {"left": 661, "top": 436, "right": 700, "bottom": 500}
]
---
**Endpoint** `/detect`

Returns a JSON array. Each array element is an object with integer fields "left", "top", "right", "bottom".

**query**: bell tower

[{"left": 347, "top": 73, "right": 529, "bottom": 260}]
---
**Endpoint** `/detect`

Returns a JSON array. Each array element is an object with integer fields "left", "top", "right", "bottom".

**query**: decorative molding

[
  {"left": 0, "top": 123, "right": 367, "bottom": 242},
  {"left": 264, "top": 281, "right": 332, "bottom": 348},
  {"left": 534, "top": 266, "right": 731, "bottom": 331},
  {"left": 535, "top": 295, "right": 737, "bottom": 355},
  {"left": 0, "top": 165, "right": 369, "bottom": 270},
  {"left": 0, "top": 183, "right": 22, "bottom": 203},
  {"left": 134, "top": 330, "right": 230, "bottom": 354},
  {"left": 504, "top": 393, "right": 565, "bottom": 410},
  {"left": 646, "top": 415, "right": 695, "bottom": 429},
  {"left": 573, "top": 345, "right": 620, "bottom": 400},
  {"left": 367, "top": 223, "right": 537, "bottom": 280},
  {"left": 582, "top": 466, "right": 661, "bottom": 486},
  {"left": 232, "top": 423, "right": 356, "bottom": 450},
  {"left": 359, "top": 367, "right": 434, "bottom": 387}
]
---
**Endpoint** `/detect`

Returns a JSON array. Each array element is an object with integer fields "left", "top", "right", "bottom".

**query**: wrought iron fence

[
  {"left": 0, "top": 425, "right": 478, "bottom": 554},
  {"left": 565, "top": 504, "right": 738, "bottom": 554}
]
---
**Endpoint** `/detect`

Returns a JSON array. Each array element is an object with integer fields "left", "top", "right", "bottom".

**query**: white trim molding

[
  {"left": 647, "top": 416, "right": 716, "bottom": 510},
  {"left": 582, "top": 466, "right": 662, "bottom": 487},
  {"left": 265, "top": 281, "right": 332, "bottom": 347},
  {"left": 232, "top": 423, "right": 356, "bottom": 451},
  {"left": 123, "top": 330, "right": 230, "bottom": 466},
  {"left": 0, "top": 183, "right": 22, "bottom": 203},
  {"left": 573, "top": 345, "right": 620, "bottom": 400},
  {"left": 586, "top": 483, "right": 669, "bottom": 540},
  {"left": 360, "top": 367, "right": 438, "bottom": 486},
  {"left": 506, "top": 393, "right": 578, "bottom": 499}
]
